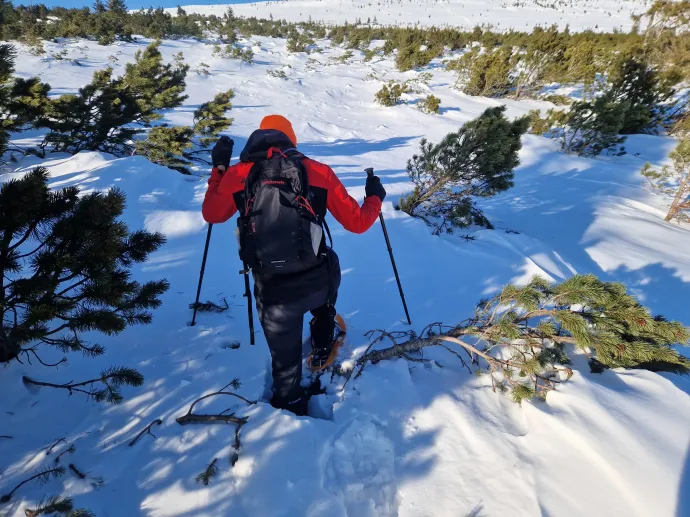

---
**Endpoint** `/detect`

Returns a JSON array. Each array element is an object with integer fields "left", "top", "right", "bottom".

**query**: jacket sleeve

[
  {"left": 202, "top": 168, "right": 238, "bottom": 223},
  {"left": 326, "top": 166, "right": 382, "bottom": 234}
]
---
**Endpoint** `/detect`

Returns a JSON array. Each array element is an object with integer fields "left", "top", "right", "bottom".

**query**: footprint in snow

[{"left": 309, "top": 415, "right": 398, "bottom": 517}]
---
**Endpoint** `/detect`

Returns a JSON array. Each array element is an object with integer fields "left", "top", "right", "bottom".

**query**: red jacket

[{"left": 202, "top": 158, "right": 381, "bottom": 234}]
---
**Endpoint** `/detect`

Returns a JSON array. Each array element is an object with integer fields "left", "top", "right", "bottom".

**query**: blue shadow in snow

[{"left": 299, "top": 135, "right": 421, "bottom": 158}]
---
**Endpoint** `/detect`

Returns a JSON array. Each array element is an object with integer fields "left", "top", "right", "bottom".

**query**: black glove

[
  {"left": 212, "top": 136, "right": 234, "bottom": 170},
  {"left": 365, "top": 174, "right": 386, "bottom": 202}
]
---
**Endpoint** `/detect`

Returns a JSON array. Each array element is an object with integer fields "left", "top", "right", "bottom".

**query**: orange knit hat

[{"left": 260, "top": 115, "right": 297, "bottom": 146}]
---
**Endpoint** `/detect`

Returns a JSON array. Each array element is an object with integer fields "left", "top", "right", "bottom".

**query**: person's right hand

[
  {"left": 212, "top": 136, "right": 234, "bottom": 171},
  {"left": 365, "top": 174, "right": 386, "bottom": 202}
]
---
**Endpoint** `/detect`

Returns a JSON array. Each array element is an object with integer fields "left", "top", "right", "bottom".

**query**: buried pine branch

[
  {"left": 188, "top": 298, "right": 230, "bottom": 314},
  {"left": 1, "top": 467, "right": 66, "bottom": 503},
  {"left": 176, "top": 378, "right": 256, "bottom": 423},
  {"left": 68, "top": 464, "right": 86, "bottom": 480},
  {"left": 54, "top": 445, "right": 76, "bottom": 464},
  {"left": 23, "top": 366, "right": 144, "bottom": 405},
  {"left": 25, "top": 495, "right": 95, "bottom": 517},
  {"left": 195, "top": 458, "right": 219, "bottom": 486},
  {"left": 24, "top": 495, "right": 73, "bottom": 517},
  {"left": 129, "top": 419, "right": 163, "bottom": 446},
  {"left": 353, "top": 275, "right": 690, "bottom": 403},
  {"left": 46, "top": 438, "right": 67, "bottom": 455},
  {"left": 176, "top": 379, "right": 254, "bottom": 424},
  {"left": 177, "top": 381, "right": 254, "bottom": 466}
]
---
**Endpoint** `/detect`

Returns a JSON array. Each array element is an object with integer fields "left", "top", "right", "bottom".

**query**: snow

[
  {"left": 2, "top": 15, "right": 690, "bottom": 517},
  {"left": 170, "top": 0, "right": 647, "bottom": 33}
]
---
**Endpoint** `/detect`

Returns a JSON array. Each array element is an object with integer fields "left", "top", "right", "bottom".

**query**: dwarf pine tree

[
  {"left": 418, "top": 94, "right": 441, "bottom": 114},
  {"left": 375, "top": 80, "right": 411, "bottom": 106},
  {"left": 609, "top": 57, "right": 671, "bottom": 134},
  {"left": 121, "top": 41, "right": 188, "bottom": 124},
  {"left": 559, "top": 92, "right": 627, "bottom": 156},
  {"left": 513, "top": 25, "right": 567, "bottom": 99},
  {"left": 134, "top": 126, "right": 195, "bottom": 173},
  {"left": 564, "top": 39, "right": 598, "bottom": 97},
  {"left": 0, "top": 44, "right": 50, "bottom": 161},
  {"left": 399, "top": 106, "right": 529, "bottom": 233},
  {"left": 42, "top": 67, "right": 135, "bottom": 154},
  {"left": 0, "top": 167, "right": 169, "bottom": 369},
  {"left": 136, "top": 89, "right": 234, "bottom": 173},
  {"left": 641, "top": 138, "right": 690, "bottom": 223},
  {"left": 192, "top": 89, "right": 235, "bottom": 147},
  {"left": 41, "top": 41, "right": 188, "bottom": 155},
  {"left": 454, "top": 47, "right": 513, "bottom": 97}
]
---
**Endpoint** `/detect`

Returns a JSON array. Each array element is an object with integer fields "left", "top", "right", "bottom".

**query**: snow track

[{"left": 311, "top": 415, "right": 398, "bottom": 517}]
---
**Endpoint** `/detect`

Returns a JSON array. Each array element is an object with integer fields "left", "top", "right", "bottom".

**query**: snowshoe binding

[{"left": 307, "top": 314, "right": 346, "bottom": 372}]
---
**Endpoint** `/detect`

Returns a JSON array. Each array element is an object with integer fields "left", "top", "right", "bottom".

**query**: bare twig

[
  {"left": 21, "top": 349, "right": 67, "bottom": 368},
  {"left": 68, "top": 464, "right": 86, "bottom": 479},
  {"left": 176, "top": 414, "right": 247, "bottom": 425},
  {"left": 128, "top": 419, "right": 163, "bottom": 446},
  {"left": 54, "top": 445, "right": 76, "bottom": 464},
  {"left": 177, "top": 386, "right": 254, "bottom": 467},
  {"left": 187, "top": 389, "right": 256, "bottom": 414},
  {"left": 46, "top": 438, "right": 66, "bottom": 455}
]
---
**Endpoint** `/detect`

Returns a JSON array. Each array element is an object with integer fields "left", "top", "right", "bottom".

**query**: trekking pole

[
  {"left": 365, "top": 167, "right": 412, "bottom": 325},
  {"left": 240, "top": 263, "right": 256, "bottom": 345},
  {"left": 190, "top": 223, "right": 214, "bottom": 327}
]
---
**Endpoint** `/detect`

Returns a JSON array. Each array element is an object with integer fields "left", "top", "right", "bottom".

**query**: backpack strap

[{"left": 322, "top": 217, "right": 334, "bottom": 249}]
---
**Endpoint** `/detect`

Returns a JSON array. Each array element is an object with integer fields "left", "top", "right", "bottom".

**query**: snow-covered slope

[
  {"left": 172, "top": 0, "right": 647, "bottom": 32},
  {"left": 2, "top": 33, "right": 690, "bottom": 517}
]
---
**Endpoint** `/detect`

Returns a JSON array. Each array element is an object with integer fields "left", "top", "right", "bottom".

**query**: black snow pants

[{"left": 254, "top": 249, "right": 341, "bottom": 415}]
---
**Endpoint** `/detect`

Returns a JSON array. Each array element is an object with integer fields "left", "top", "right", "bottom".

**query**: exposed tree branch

[
  {"left": 46, "top": 438, "right": 66, "bottom": 455},
  {"left": 128, "top": 419, "right": 163, "bottom": 446}
]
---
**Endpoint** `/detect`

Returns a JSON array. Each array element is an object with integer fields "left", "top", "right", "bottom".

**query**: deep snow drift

[{"left": 1, "top": 26, "right": 690, "bottom": 517}]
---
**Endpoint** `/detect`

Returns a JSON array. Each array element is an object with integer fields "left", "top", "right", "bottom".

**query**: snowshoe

[{"left": 307, "top": 314, "right": 346, "bottom": 372}]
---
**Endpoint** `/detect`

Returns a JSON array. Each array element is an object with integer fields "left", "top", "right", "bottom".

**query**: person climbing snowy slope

[{"left": 202, "top": 115, "right": 387, "bottom": 415}]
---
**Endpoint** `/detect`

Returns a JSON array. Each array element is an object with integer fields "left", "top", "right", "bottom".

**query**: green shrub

[
  {"left": 418, "top": 94, "right": 441, "bottom": 114},
  {"left": 375, "top": 81, "right": 411, "bottom": 107}
]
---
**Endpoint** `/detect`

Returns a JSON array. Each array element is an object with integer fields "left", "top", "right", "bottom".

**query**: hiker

[{"left": 202, "top": 115, "right": 386, "bottom": 415}]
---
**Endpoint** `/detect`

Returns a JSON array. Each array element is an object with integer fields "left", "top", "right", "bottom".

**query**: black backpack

[{"left": 237, "top": 152, "right": 327, "bottom": 275}]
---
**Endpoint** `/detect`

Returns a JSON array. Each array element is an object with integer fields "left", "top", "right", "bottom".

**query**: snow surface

[
  {"left": 170, "top": 0, "right": 648, "bottom": 32},
  {"left": 2, "top": 26, "right": 690, "bottom": 517}
]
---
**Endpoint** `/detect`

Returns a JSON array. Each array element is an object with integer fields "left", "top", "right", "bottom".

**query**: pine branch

[
  {"left": 23, "top": 366, "right": 144, "bottom": 404},
  {"left": 195, "top": 458, "right": 218, "bottom": 486},
  {"left": 128, "top": 419, "right": 163, "bottom": 446},
  {"left": 1, "top": 466, "right": 66, "bottom": 503},
  {"left": 24, "top": 495, "right": 74, "bottom": 517},
  {"left": 188, "top": 298, "right": 229, "bottom": 314}
]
